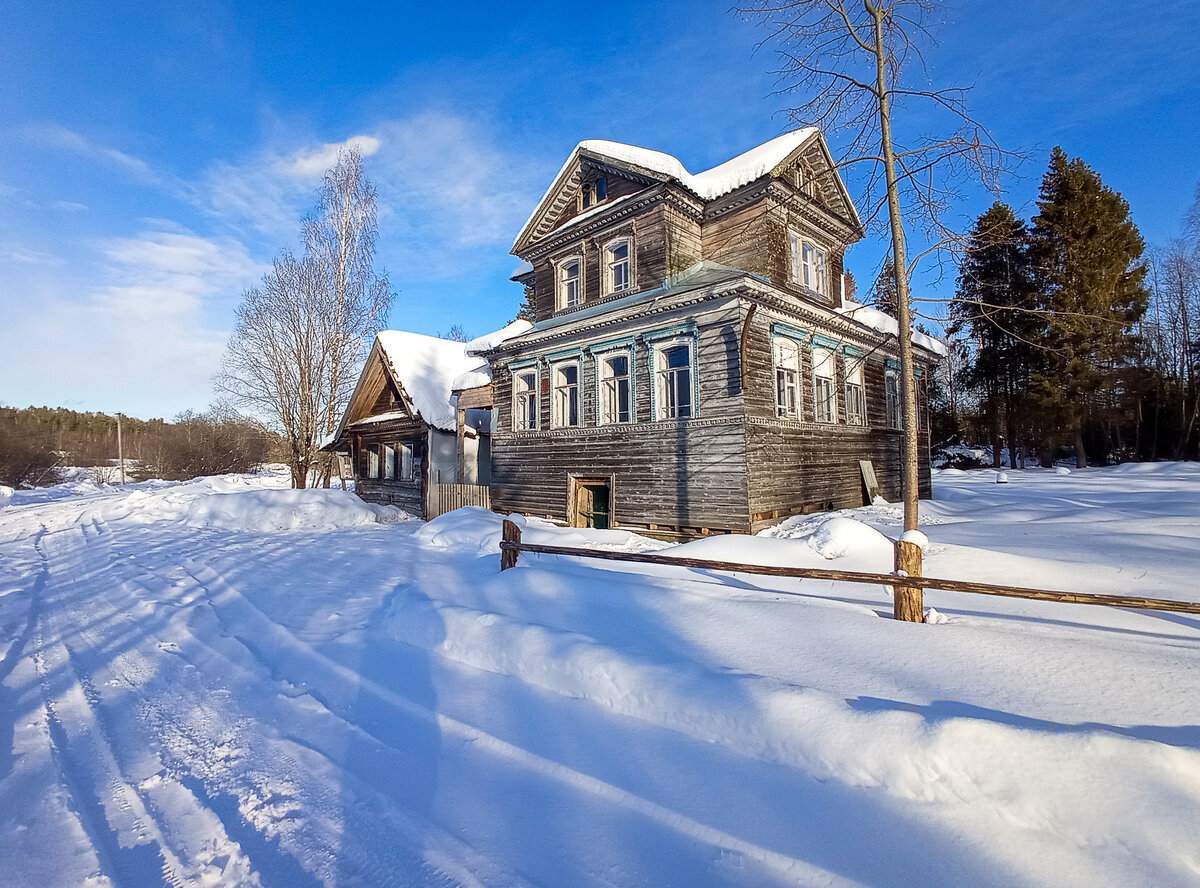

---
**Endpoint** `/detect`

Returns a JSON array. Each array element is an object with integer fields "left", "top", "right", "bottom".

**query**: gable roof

[
  {"left": 512, "top": 127, "right": 861, "bottom": 253},
  {"left": 329, "top": 321, "right": 533, "bottom": 444}
]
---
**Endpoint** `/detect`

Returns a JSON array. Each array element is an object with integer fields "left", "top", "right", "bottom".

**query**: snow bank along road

[{"left": 1, "top": 465, "right": 1199, "bottom": 887}]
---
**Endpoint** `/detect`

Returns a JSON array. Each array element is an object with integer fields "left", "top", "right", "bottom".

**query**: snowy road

[{"left": 2, "top": 467, "right": 1200, "bottom": 887}]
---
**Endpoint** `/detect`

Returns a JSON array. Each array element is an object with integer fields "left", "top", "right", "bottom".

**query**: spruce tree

[
  {"left": 952, "top": 202, "right": 1038, "bottom": 467},
  {"left": 1029, "top": 147, "right": 1149, "bottom": 467}
]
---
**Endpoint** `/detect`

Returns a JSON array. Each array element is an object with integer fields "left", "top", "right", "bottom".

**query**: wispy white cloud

[
  {"left": 23, "top": 123, "right": 159, "bottom": 181},
  {"left": 0, "top": 228, "right": 267, "bottom": 416},
  {"left": 286, "top": 135, "right": 381, "bottom": 178}
]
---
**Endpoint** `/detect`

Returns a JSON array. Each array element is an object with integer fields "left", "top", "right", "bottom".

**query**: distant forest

[{"left": 0, "top": 406, "right": 278, "bottom": 487}]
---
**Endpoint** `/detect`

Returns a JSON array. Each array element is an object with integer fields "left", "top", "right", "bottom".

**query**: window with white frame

[
  {"left": 773, "top": 337, "right": 800, "bottom": 418},
  {"left": 514, "top": 369, "right": 538, "bottom": 430},
  {"left": 367, "top": 445, "right": 380, "bottom": 479},
  {"left": 813, "top": 346, "right": 837, "bottom": 422},
  {"left": 558, "top": 258, "right": 581, "bottom": 308},
  {"left": 844, "top": 359, "right": 865, "bottom": 426},
  {"left": 553, "top": 362, "right": 580, "bottom": 427},
  {"left": 885, "top": 369, "right": 901, "bottom": 429},
  {"left": 605, "top": 239, "right": 631, "bottom": 294},
  {"left": 599, "top": 352, "right": 632, "bottom": 424},
  {"left": 790, "top": 233, "right": 827, "bottom": 296},
  {"left": 654, "top": 341, "right": 694, "bottom": 420}
]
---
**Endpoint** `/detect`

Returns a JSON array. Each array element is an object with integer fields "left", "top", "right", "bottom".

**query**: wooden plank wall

[
  {"left": 491, "top": 302, "right": 751, "bottom": 532},
  {"left": 741, "top": 310, "right": 932, "bottom": 525},
  {"left": 352, "top": 417, "right": 428, "bottom": 517}
]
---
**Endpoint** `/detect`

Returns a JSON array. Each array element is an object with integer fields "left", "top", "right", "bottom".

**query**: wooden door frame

[{"left": 567, "top": 474, "right": 616, "bottom": 528}]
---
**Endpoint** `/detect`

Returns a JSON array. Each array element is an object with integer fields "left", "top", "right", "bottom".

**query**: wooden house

[
  {"left": 476, "top": 128, "right": 945, "bottom": 535},
  {"left": 323, "top": 323, "right": 529, "bottom": 517}
]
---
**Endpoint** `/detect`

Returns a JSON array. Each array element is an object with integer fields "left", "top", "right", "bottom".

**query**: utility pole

[{"left": 117, "top": 413, "right": 126, "bottom": 484}]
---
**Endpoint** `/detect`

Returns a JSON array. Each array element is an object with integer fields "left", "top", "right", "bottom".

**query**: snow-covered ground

[{"left": 1, "top": 464, "right": 1198, "bottom": 887}]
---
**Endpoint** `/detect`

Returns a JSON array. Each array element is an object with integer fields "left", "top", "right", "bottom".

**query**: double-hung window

[
  {"left": 553, "top": 362, "right": 580, "bottom": 427},
  {"left": 559, "top": 258, "right": 581, "bottom": 308},
  {"left": 774, "top": 337, "right": 800, "bottom": 418},
  {"left": 885, "top": 369, "right": 901, "bottom": 429},
  {"left": 605, "top": 239, "right": 631, "bottom": 294},
  {"left": 514, "top": 370, "right": 538, "bottom": 430},
  {"left": 844, "top": 360, "right": 865, "bottom": 426},
  {"left": 655, "top": 342, "right": 694, "bottom": 420},
  {"left": 599, "top": 353, "right": 632, "bottom": 424},
  {"left": 790, "top": 233, "right": 827, "bottom": 296},
  {"left": 813, "top": 346, "right": 837, "bottom": 423}
]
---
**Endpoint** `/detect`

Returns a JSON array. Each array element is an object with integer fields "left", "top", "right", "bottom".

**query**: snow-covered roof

[
  {"left": 334, "top": 320, "right": 533, "bottom": 437},
  {"left": 451, "top": 364, "right": 492, "bottom": 393},
  {"left": 464, "top": 319, "right": 533, "bottom": 355},
  {"left": 514, "top": 128, "right": 828, "bottom": 252},
  {"left": 511, "top": 259, "right": 533, "bottom": 279},
  {"left": 835, "top": 299, "right": 949, "bottom": 356},
  {"left": 579, "top": 129, "right": 818, "bottom": 202},
  {"left": 375, "top": 332, "right": 481, "bottom": 432}
]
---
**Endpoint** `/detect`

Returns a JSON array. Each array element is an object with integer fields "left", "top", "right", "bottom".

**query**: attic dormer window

[{"left": 581, "top": 177, "right": 607, "bottom": 209}]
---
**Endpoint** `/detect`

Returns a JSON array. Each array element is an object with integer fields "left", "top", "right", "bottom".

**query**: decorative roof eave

[
  {"left": 483, "top": 280, "right": 762, "bottom": 357},
  {"left": 520, "top": 183, "right": 700, "bottom": 260},
  {"left": 483, "top": 275, "right": 942, "bottom": 364},
  {"left": 512, "top": 148, "right": 673, "bottom": 254},
  {"left": 325, "top": 339, "right": 419, "bottom": 449},
  {"left": 799, "top": 131, "right": 864, "bottom": 234},
  {"left": 766, "top": 183, "right": 863, "bottom": 244}
]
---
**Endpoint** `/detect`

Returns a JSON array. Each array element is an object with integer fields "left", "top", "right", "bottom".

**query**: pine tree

[
  {"left": 1029, "top": 147, "right": 1149, "bottom": 467},
  {"left": 951, "top": 202, "right": 1038, "bottom": 468}
]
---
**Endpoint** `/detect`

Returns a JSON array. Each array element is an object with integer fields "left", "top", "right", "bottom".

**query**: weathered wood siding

[
  {"left": 491, "top": 301, "right": 751, "bottom": 532},
  {"left": 351, "top": 418, "right": 427, "bottom": 517},
  {"left": 740, "top": 311, "right": 932, "bottom": 525}
]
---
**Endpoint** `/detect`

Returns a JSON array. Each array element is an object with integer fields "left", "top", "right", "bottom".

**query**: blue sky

[{"left": 2, "top": 0, "right": 1198, "bottom": 419}]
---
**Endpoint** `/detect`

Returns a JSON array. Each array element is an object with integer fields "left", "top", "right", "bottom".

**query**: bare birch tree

[
  {"left": 738, "top": 0, "right": 1014, "bottom": 534},
  {"left": 217, "top": 147, "right": 393, "bottom": 487}
]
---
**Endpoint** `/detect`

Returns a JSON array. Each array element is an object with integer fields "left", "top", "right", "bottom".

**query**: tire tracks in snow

[
  {"left": 184, "top": 558, "right": 863, "bottom": 888},
  {"left": 180, "top": 559, "right": 526, "bottom": 888},
  {"left": 30, "top": 516, "right": 256, "bottom": 888}
]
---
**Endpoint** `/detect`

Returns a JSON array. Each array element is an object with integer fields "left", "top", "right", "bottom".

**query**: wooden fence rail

[{"left": 497, "top": 520, "right": 1200, "bottom": 619}]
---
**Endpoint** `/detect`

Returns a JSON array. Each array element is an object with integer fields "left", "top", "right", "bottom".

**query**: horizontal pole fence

[{"left": 498, "top": 537, "right": 1200, "bottom": 616}]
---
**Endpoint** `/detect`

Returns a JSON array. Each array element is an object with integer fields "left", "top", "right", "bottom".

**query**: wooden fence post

[
  {"left": 500, "top": 519, "right": 521, "bottom": 570},
  {"left": 893, "top": 540, "right": 924, "bottom": 622}
]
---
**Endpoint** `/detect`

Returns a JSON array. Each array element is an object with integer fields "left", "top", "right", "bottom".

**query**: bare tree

[
  {"left": 217, "top": 147, "right": 393, "bottom": 488},
  {"left": 738, "top": 0, "right": 1014, "bottom": 535},
  {"left": 302, "top": 148, "right": 394, "bottom": 486}
]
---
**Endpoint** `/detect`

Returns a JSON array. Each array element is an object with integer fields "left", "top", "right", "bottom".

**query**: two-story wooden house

[{"left": 473, "top": 128, "right": 945, "bottom": 535}]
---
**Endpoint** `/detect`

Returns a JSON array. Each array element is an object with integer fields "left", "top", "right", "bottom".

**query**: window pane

[
  {"left": 595, "top": 177, "right": 606, "bottom": 200},
  {"left": 666, "top": 345, "right": 689, "bottom": 369}
]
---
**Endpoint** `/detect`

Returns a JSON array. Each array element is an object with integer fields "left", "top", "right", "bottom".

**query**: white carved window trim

[
  {"left": 596, "top": 348, "right": 634, "bottom": 425},
  {"left": 652, "top": 338, "right": 695, "bottom": 421},
  {"left": 513, "top": 368, "right": 539, "bottom": 431},
  {"left": 813, "top": 345, "right": 837, "bottom": 423},
  {"left": 552, "top": 360, "right": 581, "bottom": 428},
  {"left": 789, "top": 232, "right": 827, "bottom": 296},
  {"left": 773, "top": 336, "right": 801, "bottom": 418},
  {"left": 557, "top": 256, "right": 582, "bottom": 309},
  {"left": 844, "top": 359, "right": 865, "bottom": 426},
  {"left": 603, "top": 237, "right": 632, "bottom": 295}
]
